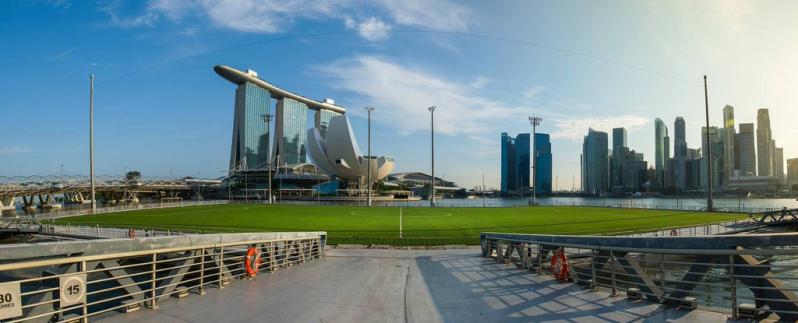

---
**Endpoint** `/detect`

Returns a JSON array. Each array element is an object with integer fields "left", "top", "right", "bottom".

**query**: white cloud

[
  {"left": 469, "top": 77, "right": 491, "bottom": 89},
  {"left": 358, "top": 17, "right": 391, "bottom": 41},
  {"left": 99, "top": 1, "right": 159, "bottom": 28},
  {"left": 111, "top": 0, "right": 470, "bottom": 36},
  {"left": 314, "top": 56, "right": 527, "bottom": 142},
  {"left": 550, "top": 116, "right": 649, "bottom": 142},
  {"left": 522, "top": 85, "right": 545, "bottom": 99}
]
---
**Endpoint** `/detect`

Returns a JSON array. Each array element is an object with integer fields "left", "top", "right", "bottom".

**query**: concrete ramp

[{"left": 101, "top": 248, "right": 726, "bottom": 323}]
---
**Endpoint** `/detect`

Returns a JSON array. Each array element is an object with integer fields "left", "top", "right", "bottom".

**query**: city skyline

[{"left": 3, "top": 1, "right": 798, "bottom": 190}]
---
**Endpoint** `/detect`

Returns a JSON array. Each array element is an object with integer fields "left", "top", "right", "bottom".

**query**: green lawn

[{"left": 55, "top": 204, "right": 746, "bottom": 245}]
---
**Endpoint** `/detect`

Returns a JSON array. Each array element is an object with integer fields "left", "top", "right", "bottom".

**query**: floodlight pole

[
  {"left": 366, "top": 106, "right": 374, "bottom": 206},
  {"left": 529, "top": 116, "right": 542, "bottom": 206},
  {"left": 89, "top": 74, "right": 96, "bottom": 213},
  {"left": 704, "top": 75, "right": 714, "bottom": 212},
  {"left": 428, "top": 106, "right": 436, "bottom": 207},
  {"left": 262, "top": 114, "right": 274, "bottom": 204}
]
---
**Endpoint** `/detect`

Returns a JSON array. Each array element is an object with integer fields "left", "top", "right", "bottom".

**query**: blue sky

[{"left": 2, "top": 0, "right": 797, "bottom": 189}]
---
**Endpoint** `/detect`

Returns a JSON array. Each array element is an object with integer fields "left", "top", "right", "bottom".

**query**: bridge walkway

[{"left": 100, "top": 248, "right": 726, "bottom": 323}]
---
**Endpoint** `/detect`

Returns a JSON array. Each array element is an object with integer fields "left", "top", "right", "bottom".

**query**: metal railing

[
  {"left": 39, "top": 224, "right": 188, "bottom": 239},
  {"left": 0, "top": 232, "right": 325, "bottom": 322},
  {"left": 481, "top": 232, "right": 798, "bottom": 320},
  {"left": 32, "top": 200, "right": 229, "bottom": 221}
]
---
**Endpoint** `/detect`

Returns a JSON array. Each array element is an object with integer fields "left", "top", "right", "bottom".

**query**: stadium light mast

[
  {"left": 428, "top": 106, "right": 436, "bottom": 207},
  {"left": 262, "top": 113, "right": 274, "bottom": 204},
  {"left": 365, "top": 106, "right": 375, "bottom": 206},
  {"left": 528, "top": 116, "right": 542, "bottom": 206},
  {"left": 89, "top": 74, "right": 96, "bottom": 213}
]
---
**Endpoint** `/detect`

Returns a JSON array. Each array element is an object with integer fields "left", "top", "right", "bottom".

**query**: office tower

[
  {"left": 274, "top": 98, "right": 309, "bottom": 165},
  {"left": 757, "top": 108, "right": 772, "bottom": 176},
  {"left": 582, "top": 128, "right": 608, "bottom": 195},
  {"left": 535, "top": 133, "right": 553, "bottom": 195},
  {"left": 612, "top": 128, "right": 627, "bottom": 187},
  {"left": 788, "top": 158, "right": 798, "bottom": 191},
  {"left": 775, "top": 147, "right": 784, "bottom": 183},
  {"left": 516, "top": 134, "right": 531, "bottom": 190},
  {"left": 673, "top": 117, "right": 687, "bottom": 190},
  {"left": 500, "top": 133, "right": 530, "bottom": 194},
  {"left": 737, "top": 123, "right": 756, "bottom": 176},
  {"left": 722, "top": 105, "right": 736, "bottom": 182},
  {"left": 229, "top": 82, "right": 272, "bottom": 170},
  {"left": 500, "top": 133, "right": 515, "bottom": 193},
  {"left": 654, "top": 118, "right": 667, "bottom": 188},
  {"left": 701, "top": 126, "right": 724, "bottom": 189}
]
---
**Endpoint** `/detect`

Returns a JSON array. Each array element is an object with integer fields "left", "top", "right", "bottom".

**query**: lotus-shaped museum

[{"left": 307, "top": 116, "right": 395, "bottom": 183}]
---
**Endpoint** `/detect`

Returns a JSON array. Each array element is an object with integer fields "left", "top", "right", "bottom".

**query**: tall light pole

[
  {"left": 262, "top": 114, "right": 273, "bottom": 204},
  {"left": 365, "top": 106, "right": 374, "bottom": 206},
  {"left": 428, "top": 106, "right": 436, "bottom": 207},
  {"left": 529, "top": 116, "right": 542, "bottom": 206},
  {"left": 89, "top": 74, "right": 96, "bottom": 213},
  {"left": 704, "top": 75, "right": 713, "bottom": 212}
]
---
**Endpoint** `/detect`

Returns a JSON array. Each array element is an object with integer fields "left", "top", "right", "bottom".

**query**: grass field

[{"left": 55, "top": 204, "right": 746, "bottom": 245}]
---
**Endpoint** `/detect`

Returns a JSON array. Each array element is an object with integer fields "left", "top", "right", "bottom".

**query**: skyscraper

[
  {"left": 722, "top": 105, "right": 736, "bottom": 184},
  {"left": 535, "top": 133, "right": 553, "bottom": 195},
  {"left": 787, "top": 158, "right": 798, "bottom": 191},
  {"left": 582, "top": 128, "right": 608, "bottom": 195},
  {"left": 611, "top": 127, "right": 627, "bottom": 187},
  {"left": 737, "top": 123, "right": 756, "bottom": 176},
  {"left": 701, "top": 126, "right": 724, "bottom": 189},
  {"left": 775, "top": 146, "right": 784, "bottom": 182},
  {"left": 500, "top": 133, "right": 515, "bottom": 193},
  {"left": 229, "top": 82, "right": 272, "bottom": 170},
  {"left": 673, "top": 117, "right": 687, "bottom": 190},
  {"left": 757, "top": 108, "right": 772, "bottom": 176},
  {"left": 500, "top": 133, "right": 530, "bottom": 194},
  {"left": 516, "top": 134, "right": 531, "bottom": 191},
  {"left": 654, "top": 118, "right": 668, "bottom": 188},
  {"left": 274, "top": 98, "right": 309, "bottom": 165}
]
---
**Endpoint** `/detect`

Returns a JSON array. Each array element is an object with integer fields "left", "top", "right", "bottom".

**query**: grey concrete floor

[{"left": 99, "top": 248, "right": 729, "bottom": 323}]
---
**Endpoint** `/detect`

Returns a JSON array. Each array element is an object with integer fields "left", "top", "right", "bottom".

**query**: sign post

[
  {"left": 59, "top": 274, "right": 87, "bottom": 308},
  {"left": 0, "top": 282, "right": 22, "bottom": 320}
]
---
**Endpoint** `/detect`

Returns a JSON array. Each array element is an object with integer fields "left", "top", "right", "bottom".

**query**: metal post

[
  {"left": 610, "top": 250, "right": 617, "bottom": 296},
  {"left": 263, "top": 114, "right": 273, "bottom": 204},
  {"left": 428, "top": 106, "right": 436, "bottom": 207},
  {"left": 537, "top": 244, "right": 543, "bottom": 274},
  {"left": 704, "top": 75, "right": 713, "bottom": 212},
  {"left": 529, "top": 116, "right": 542, "bottom": 206},
  {"left": 366, "top": 106, "right": 374, "bottom": 206},
  {"left": 150, "top": 253, "right": 158, "bottom": 309},
  {"left": 590, "top": 249, "right": 597, "bottom": 291},
  {"left": 729, "top": 254, "right": 737, "bottom": 319},
  {"left": 89, "top": 74, "right": 96, "bottom": 213},
  {"left": 482, "top": 173, "right": 486, "bottom": 208},
  {"left": 199, "top": 248, "right": 206, "bottom": 295},
  {"left": 218, "top": 246, "right": 225, "bottom": 288}
]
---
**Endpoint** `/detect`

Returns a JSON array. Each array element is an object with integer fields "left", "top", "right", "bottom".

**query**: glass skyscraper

[
  {"left": 500, "top": 133, "right": 530, "bottom": 194},
  {"left": 275, "top": 98, "right": 309, "bottom": 165},
  {"left": 229, "top": 82, "right": 271, "bottom": 170},
  {"left": 535, "top": 133, "right": 552, "bottom": 195},
  {"left": 315, "top": 109, "right": 341, "bottom": 139},
  {"left": 582, "top": 128, "right": 608, "bottom": 195}
]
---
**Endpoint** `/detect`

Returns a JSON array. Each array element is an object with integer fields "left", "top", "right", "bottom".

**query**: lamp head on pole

[
  {"left": 428, "top": 105, "right": 436, "bottom": 112},
  {"left": 365, "top": 106, "right": 375, "bottom": 112},
  {"left": 528, "top": 116, "right": 542, "bottom": 127}
]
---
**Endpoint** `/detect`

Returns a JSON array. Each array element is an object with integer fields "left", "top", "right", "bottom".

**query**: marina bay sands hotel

[
  {"left": 214, "top": 65, "right": 345, "bottom": 171},
  {"left": 214, "top": 65, "right": 395, "bottom": 194}
]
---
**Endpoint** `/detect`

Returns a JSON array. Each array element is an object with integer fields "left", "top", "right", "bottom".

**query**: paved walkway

[{"left": 100, "top": 248, "right": 729, "bottom": 323}]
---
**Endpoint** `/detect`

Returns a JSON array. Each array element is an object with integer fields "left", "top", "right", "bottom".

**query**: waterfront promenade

[{"left": 102, "top": 248, "right": 727, "bottom": 323}]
